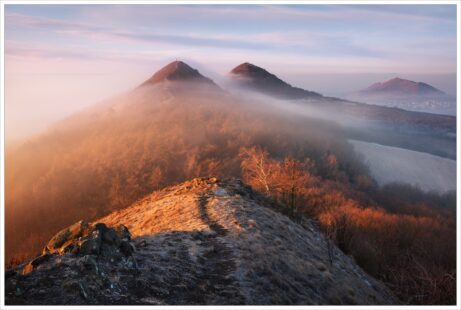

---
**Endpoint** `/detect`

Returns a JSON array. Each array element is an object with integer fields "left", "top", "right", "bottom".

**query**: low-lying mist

[
  {"left": 228, "top": 85, "right": 456, "bottom": 158},
  {"left": 6, "top": 80, "right": 456, "bottom": 304},
  {"left": 7, "top": 81, "right": 456, "bottom": 261},
  {"left": 5, "top": 82, "right": 366, "bottom": 261},
  {"left": 351, "top": 140, "right": 456, "bottom": 193}
]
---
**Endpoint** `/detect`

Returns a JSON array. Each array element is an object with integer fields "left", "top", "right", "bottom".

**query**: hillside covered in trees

[{"left": 6, "top": 61, "right": 456, "bottom": 304}]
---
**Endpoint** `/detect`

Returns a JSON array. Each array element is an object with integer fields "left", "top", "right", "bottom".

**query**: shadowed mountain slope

[
  {"left": 230, "top": 62, "right": 322, "bottom": 99},
  {"left": 5, "top": 178, "right": 397, "bottom": 305}
]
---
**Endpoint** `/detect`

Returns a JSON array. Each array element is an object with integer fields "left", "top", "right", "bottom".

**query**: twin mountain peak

[
  {"left": 140, "top": 60, "right": 321, "bottom": 99},
  {"left": 142, "top": 60, "right": 266, "bottom": 85}
]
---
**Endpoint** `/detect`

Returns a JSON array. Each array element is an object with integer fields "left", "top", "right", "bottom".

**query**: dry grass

[{"left": 99, "top": 178, "right": 397, "bottom": 304}]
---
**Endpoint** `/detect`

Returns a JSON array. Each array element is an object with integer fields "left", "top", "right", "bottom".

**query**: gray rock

[
  {"left": 80, "top": 255, "right": 99, "bottom": 273},
  {"left": 125, "top": 256, "right": 138, "bottom": 270},
  {"left": 44, "top": 220, "right": 91, "bottom": 254},
  {"left": 102, "top": 229, "right": 119, "bottom": 245},
  {"left": 114, "top": 225, "right": 131, "bottom": 241},
  {"left": 22, "top": 254, "right": 52, "bottom": 275},
  {"left": 38, "top": 221, "right": 134, "bottom": 262},
  {"left": 119, "top": 240, "right": 134, "bottom": 257},
  {"left": 79, "top": 238, "right": 101, "bottom": 255}
]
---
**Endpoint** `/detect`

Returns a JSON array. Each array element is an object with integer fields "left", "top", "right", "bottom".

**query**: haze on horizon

[{"left": 4, "top": 4, "right": 457, "bottom": 142}]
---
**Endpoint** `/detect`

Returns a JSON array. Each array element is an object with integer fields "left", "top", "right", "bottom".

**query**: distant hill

[
  {"left": 347, "top": 77, "right": 455, "bottom": 115},
  {"left": 5, "top": 178, "right": 397, "bottom": 305},
  {"left": 360, "top": 77, "right": 445, "bottom": 96},
  {"left": 227, "top": 63, "right": 455, "bottom": 135}
]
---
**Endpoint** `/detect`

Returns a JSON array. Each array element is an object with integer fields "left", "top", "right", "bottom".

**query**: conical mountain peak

[
  {"left": 230, "top": 62, "right": 270, "bottom": 77},
  {"left": 140, "top": 60, "right": 216, "bottom": 86},
  {"left": 229, "top": 62, "right": 322, "bottom": 99}
]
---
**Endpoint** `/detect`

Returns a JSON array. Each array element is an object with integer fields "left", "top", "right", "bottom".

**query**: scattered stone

[
  {"left": 43, "top": 220, "right": 91, "bottom": 255},
  {"left": 103, "top": 229, "right": 119, "bottom": 245},
  {"left": 15, "top": 288, "right": 22, "bottom": 297},
  {"left": 79, "top": 281, "right": 89, "bottom": 300},
  {"left": 40, "top": 221, "right": 134, "bottom": 261},
  {"left": 125, "top": 256, "right": 138, "bottom": 270},
  {"left": 114, "top": 225, "right": 131, "bottom": 241},
  {"left": 80, "top": 238, "right": 101, "bottom": 255},
  {"left": 119, "top": 240, "right": 134, "bottom": 257},
  {"left": 80, "top": 255, "right": 99, "bottom": 273},
  {"left": 22, "top": 254, "right": 51, "bottom": 275}
]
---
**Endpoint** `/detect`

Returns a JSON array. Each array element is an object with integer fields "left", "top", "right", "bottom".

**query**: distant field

[{"left": 350, "top": 140, "right": 456, "bottom": 193}]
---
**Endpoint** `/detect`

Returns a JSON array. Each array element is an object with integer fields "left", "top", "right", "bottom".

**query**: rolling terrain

[
  {"left": 6, "top": 61, "right": 361, "bottom": 263},
  {"left": 5, "top": 60, "right": 457, "bottom": 305}
]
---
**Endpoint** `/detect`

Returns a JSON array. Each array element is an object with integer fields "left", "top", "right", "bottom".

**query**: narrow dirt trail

[{"left": 192, "top": 192, "right": 244, "bottom": 304}]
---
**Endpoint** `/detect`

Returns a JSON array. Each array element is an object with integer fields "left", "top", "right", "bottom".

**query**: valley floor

[{"left": 350, "top": 140, "right": 456, "bottom": 193}]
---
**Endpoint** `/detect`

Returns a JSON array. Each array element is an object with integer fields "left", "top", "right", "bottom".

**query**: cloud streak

[
  {"left": 4, "top": 5, "right": 456, "bottom": 74},
  {"left": 5, "top": 11, "right": 386, "bottom": 60}
]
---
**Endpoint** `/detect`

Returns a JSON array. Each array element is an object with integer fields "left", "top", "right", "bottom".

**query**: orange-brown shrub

[{"left": 240, "top": 148, "right": 456, "bottom": 305}]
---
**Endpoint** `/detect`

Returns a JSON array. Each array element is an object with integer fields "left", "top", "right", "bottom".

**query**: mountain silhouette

[
  {"left": 229, "top": 62, "right": 321, "bottom": 99},
  {"left": 140, "top": 60, "right": 219, "bottom": 88},
  {"left": 361, "top": 77, "right": 446, "bottom": 96},
  {"left": 346, "top": 77, "right": 455, "bottom": 115}
]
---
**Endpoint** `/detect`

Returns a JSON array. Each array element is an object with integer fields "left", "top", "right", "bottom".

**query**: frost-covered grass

[{"left": 99, "top": 178, "right": 396, "bottom": 304}]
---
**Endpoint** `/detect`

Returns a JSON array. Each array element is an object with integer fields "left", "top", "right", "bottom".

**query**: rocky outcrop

[
  {"left": 15, "top": 221, "right": 134, "bottom": 276},
  {"left": 42, "top": 221, "right": 132, "bottom": 258},
  {"left": 5, "top": 178, "right": 397, "bottom": 305},
  {"left": 6, "top": 222, "right": 138, "bottom": 304}
]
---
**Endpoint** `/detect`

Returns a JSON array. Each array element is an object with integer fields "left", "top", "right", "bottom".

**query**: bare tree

[{"left": 239, "top": 146, "right": 275, "bottom": 195}]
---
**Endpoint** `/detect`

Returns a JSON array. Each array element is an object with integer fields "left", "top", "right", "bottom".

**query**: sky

[{"left": 4, "top": 4, "right": 458, "bottom": 142}]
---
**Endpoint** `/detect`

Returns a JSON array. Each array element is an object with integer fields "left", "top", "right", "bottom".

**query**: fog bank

[{"left": 350, "top": 140, "right": 456, "bottom": 193}]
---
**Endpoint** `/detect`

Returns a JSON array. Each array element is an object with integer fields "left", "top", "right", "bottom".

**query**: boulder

[
  {"left": 22, "top": 254, "right": 52, "bottom": 275},
  {"left": 79, "top": 255, "right": 99, "bottom": 273},
  {"left": 42, "top": 221, "right": 133, "bottom": 260},
  {"left": 43, "top": 220, "right": 91, "bottom": 255},
  {"left": 114, "top": 224, "right": 131, "bottom": 241}
]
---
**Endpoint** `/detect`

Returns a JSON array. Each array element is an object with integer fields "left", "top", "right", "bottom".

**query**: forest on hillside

[{"left": 5, "top": 84, "right": 456, "bottom": 304}]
